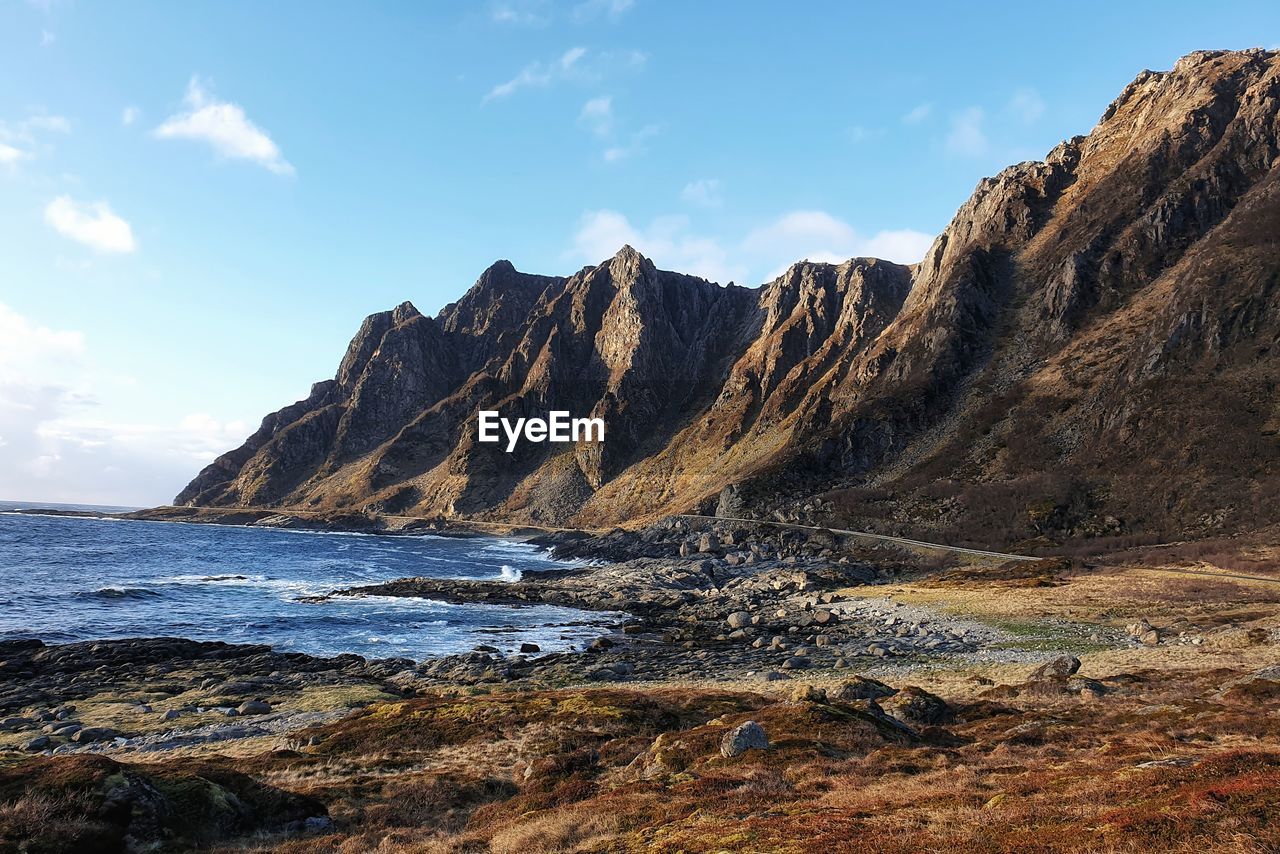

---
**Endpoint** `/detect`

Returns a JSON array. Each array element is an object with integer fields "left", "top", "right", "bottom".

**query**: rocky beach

[{"left": 5, "top": 508, "right": 1280, "bottom": 851}]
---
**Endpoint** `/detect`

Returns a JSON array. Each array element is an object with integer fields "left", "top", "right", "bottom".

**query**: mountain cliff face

[{"left": 178, "top": 50, "right": 1280, "bottom": 544}]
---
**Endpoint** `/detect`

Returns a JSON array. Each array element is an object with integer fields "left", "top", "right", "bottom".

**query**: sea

[{"left": 0, "top": 500, "right": 617, "bottom": 661}]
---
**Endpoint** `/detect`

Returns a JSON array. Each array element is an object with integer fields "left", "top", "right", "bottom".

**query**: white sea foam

[{"left": 498, "top": 565, "right": 523, "bottom": 582}]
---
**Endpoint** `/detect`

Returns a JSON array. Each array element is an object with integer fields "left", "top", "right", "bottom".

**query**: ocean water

[{"left": 0, "top": 503, "right": 616, "bottom": 660}]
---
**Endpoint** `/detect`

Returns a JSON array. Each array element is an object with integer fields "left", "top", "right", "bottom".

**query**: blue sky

[{"left": 2, "top": 0, "right": 1277, "bottom": 506}]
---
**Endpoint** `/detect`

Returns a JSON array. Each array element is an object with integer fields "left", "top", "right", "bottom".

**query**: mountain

[{"left": 177, "top": 49, "right": 1280, "bottom": 546}]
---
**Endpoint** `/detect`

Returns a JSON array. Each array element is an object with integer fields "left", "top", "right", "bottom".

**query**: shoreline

[{"left": 5, "top": 510, "right": 1278, "bottom": 852}]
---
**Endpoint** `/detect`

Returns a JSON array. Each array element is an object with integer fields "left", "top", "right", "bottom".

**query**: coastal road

[
  {"left": 675, "top": 514, "right": 1041, "bottom": 563},
  {"left": 144, "top": 504, "right": 1039, "bottom": 562}
]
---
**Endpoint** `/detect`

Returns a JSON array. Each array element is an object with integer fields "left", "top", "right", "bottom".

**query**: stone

[
  {"left": 698, "top": 533, "right": 720, "bottom": 553},
  {"left": 23, "top": 735, "right": 50, "bottom": 751},
  {"left": 790, "top": 684, "right": 827, "bottom": 703},
  {"left": 830, "top": 676, "right": 897, "bottom": 702},
  {"left": 726, "top": 611, "right": 753, "bottom": 629},
  {"left": 71, "top": 726, "right": 118, "bottom": 743},
  {"left": 519, "top": 642, "right": 541, "bottom": 653},
  {"left": 720, "top": 720, "right": 769, "bottom": 758},
  {"left": 237, "top": 700, "right": 272, "bottom": 716},
  {"left": 781, "top": 656, "right": 809, "bottom": 670},
  {"left": 880, "top": 687, "right": 953, "bottom": 726},
  {"left": 1128, "top": 619, "right": 1161, "bottom": 645},
  {"left": 1029, "top": 655, "right": 1081, "bottom": 681},
  {"left": 812, "top": 610, "right": 835, "bottom": 625}
]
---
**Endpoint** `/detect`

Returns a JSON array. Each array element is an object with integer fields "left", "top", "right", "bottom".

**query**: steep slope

[{"left": 179, "top": 49, "right": 1280, "bottom": 544}]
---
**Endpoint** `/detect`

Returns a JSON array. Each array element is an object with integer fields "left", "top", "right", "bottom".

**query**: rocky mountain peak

[{"left": 177, "top": 50, "right": 1280, "bottom": 543}]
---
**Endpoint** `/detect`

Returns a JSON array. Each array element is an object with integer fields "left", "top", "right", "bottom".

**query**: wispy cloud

[
  {"left": 488, "top": 0, "right": 552, "bottom": 26},
  {"left": 602, "top": 123, "right": 657, "bottom": 162},
  {"left": 946, "top": 107, "right": 988, "bottom": 156},
  {"left": 24, "top": 114, "right": 70, "bottom": 134},
  {"left": 570, "top": 210, "right": 745, "bottom": 284},
  {"left": 121, "top": 106, "right": 140, "bottom": 126},
  {"left": 0, "top": 143, "right": 27, "bottom": 165},
  {"left": 902, "top": 102, "right": 932, "bottom": 124},
  {"left": 485, "top": 47, "right": 587, "bottom": 101},
  {"left": 569, "top": 208, "right": 934, "bottom": 285},
  {"left": 744, "top": 211, "right": 933, "bottom": 275},
  {"left": 0, "top": 113, "right": 69, "bottom": 167},
  {"left": 578, "top": 95, "right": 613, "bottom": 136},
  {"left": 154, "top": 77, "right": 294, "bottom": 176},
  {"left": 0, "top": 302, "right": 253, "bottom": 506},
  {"left": 1007, "top": 87, "right": 1046, "bottom": 123},
  {"left": 680, "top": 178, "right": 721, "bottom": 208},
  {"left": 484, "top": 47, "right": 645, "bottom": 102},
  {"left": 848, "top": 125, "right": 885, "bottom": 143},
  {"left": 44, "top": 196, "right": 137, "bottom": 254},
  {"left": 40, "top": 29, "right": 55, "bottom": 47},
  {"left": 571, "top": 0, "right": 635, "bottom": 22}
]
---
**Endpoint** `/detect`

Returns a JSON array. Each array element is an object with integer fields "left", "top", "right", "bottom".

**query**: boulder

[
  {"left": 237, "top": 700, "right": 272, "bottom": 716},
  {"left": 1029, "top": 655, "right": 1081, "bottom": 681},
  {"left": 830, "top": 675, "right": 897, "bottom": 702},
  {"left": 726, "top": 611, "right": 753, "bottom": 629},
  {"left": 790, "top": 684, "right": 827, "bottom": 703},
  {"left": 720, "top": 720, "right": 769, "bottom": 758},
  {"left": 880, "top": 687, "right": 954, "bottom": 726},
  {"left": 71, "top": 727, "right": 119, "bottom": 743},
  {"left": 519, "top": 642, "right": 541, "bottom": 653}
]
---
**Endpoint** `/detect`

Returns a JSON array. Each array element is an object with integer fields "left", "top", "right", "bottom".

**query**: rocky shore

[{"left": 311, "top": 519, "right": 1108, "bottom": 687}]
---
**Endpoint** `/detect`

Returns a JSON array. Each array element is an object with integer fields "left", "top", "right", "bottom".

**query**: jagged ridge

[{"left": 178, "top": 49, "right": 1280, "bottom": 545}]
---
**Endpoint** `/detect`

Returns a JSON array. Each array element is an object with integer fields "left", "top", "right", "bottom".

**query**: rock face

[{"left": 179, "top": 50, "right": 1280, "bottom": 542}]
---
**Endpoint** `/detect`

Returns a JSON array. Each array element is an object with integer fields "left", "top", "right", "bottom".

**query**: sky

[{"left": 2, "top": 0, "right": 1277, "bottom": 507}]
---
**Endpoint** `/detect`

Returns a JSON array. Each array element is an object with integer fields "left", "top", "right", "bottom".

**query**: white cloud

[
  {"left": 40, "top": 29, "right": 54, "bottom": 47},
  {"left": 570, "top": 210, "right": 746, "bottom": 284},
  {"left": 902, "top": 102, "right": 932, "bottom": 124},
  {"left": 602, "top": 123, "right": 657, "bottom": 162},
  {"left": 44, "top": 196, "right": 136, "bottom": 254},
  {"left": 578, "top": 95, "right": 613, "bottom": 136},
  {"left": 121, "top": 106, "right": 140, "bottom": 126},
  {"left": 23, "top": 114, "right": 70, "bottom": 133},
  {"left": 946, "top": 107, "right": 988, "bottom": 156},
  {"left": 572, "top": 0, "right": 635, "bottom": 21},
  {"left": 848, "top": 125, "right": 884, "bottom": 143},
  {"left": 489, "top": 0, "right": 552, "bottom": 26},
  {"left": 0, "top": 143, "right": 27, "bottom": 165},
  {"left": 569, "top": 209, "right": 934, "bottom": 285},
  {"left": 485, "top": 47, "right": 588, "bottom": 101},
  {"left": 680, "top": 178, "right": 721, "bottom": 208},
  {"left": 0, "top": 112, "right": 70, "bottom": 166},
  {"left": 0, "top": 302, "right": 252, "bottom": 506},
  {"left": 154, "top": 77, "right": 294, "bottom": 175},
  {"left": 0, "top": 303, "right": 85, "bottom": 385},
  {"left": 859, "top": 229, "right": 937, "bottom": 264},
  {"left": 1008, "top": 87, "right": 1046, "bottom": 123},
  {"left": 484, "top": 47, "right": 644, "bottom": 102},
  {"left": 743, "top": 211, "right": 933, "bottom": 276}
]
